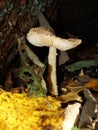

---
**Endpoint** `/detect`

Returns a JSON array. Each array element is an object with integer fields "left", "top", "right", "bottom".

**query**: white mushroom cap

[
  {"left": 27, "top": 27, "right": 81, "bottom": 50},
  {"left": 27, "top": 27, "right": 54, "bottom": 47},
  {"left": 52, "top": 37, "right": 81, "bottom": 51}
]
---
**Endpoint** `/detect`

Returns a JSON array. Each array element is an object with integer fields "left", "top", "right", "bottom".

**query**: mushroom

[{"left": 26, "top": 27, "right": 81, "bottom": 96}]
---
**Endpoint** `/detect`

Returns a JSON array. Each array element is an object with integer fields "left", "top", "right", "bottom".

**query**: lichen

[
  {"left": 28, "top": 0, "right": 54, "bottom": 14},
  {"left": 19, "top": 66, "right": 47, "bottom": 97}
]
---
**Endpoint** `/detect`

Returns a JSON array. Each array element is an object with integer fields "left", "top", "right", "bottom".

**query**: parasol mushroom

[{"left": 26, "top": 27, "right": 81, "bottom": 96}]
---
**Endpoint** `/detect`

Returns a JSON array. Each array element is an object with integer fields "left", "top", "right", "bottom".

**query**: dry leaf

[
  {"left": 85, "top": 79, "right": 98, "bottom": 91},
  {"left": 4, "top": 73, "right": 13, "bottom": 91},
  {"left": 78, "top": 89, "right": 98, "bottom": 129},
  {"left": 59, "top": 91, "right": 82, "bottom": 103}
]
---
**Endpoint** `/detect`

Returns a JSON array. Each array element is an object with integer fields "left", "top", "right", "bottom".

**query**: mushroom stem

[{"left": 48, "top": 46, "right": 58, "bottom": 96}]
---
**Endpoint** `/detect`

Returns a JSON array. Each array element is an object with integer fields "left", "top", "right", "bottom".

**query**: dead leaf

[
  {"left": 4, "top": 72, "right": 13, "bottom": 91},
  {"left": 93, "top": 94, "right": 98, "bottom": 102},
  {"left": 59, "top": 91, "right": 82, "bottom": 103},
  {"left": 78, "top": 89, "right": 98, "bottom": 129},
  {"left": 64, "top": 79, "right": 85, "bottom": 92},
  {"left": 85, "top": 79, "right": 98, "bottom": 91}
]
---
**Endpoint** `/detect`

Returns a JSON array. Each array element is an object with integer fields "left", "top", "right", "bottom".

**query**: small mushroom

[{"left": 27, "top": 27, "right": 81, "bottom": 96}]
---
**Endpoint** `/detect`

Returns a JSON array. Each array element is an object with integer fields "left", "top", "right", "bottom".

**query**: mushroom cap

[{"left": 27, "top": 27, "right": 81, "bottom": 51}]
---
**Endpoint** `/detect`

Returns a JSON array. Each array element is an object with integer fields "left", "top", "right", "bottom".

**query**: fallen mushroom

[{"left": 26, "top": 27, "right": 81, "bottom": 96}]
